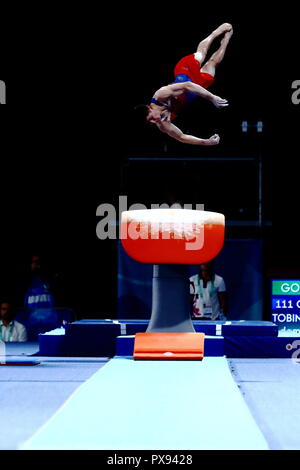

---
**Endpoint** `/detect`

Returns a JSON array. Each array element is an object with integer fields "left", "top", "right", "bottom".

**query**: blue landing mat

[{"left": 21, "top": 357, "right": 268, "bottom": 450}]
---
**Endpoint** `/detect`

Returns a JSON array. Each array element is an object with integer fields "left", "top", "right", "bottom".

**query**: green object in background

[{"left": 272, "top": 280, "right": 300, "bottom": 295}]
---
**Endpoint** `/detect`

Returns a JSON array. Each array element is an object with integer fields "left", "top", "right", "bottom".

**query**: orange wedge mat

[{"left": 133, "top": 332, "right": 205, "bottom": 360}]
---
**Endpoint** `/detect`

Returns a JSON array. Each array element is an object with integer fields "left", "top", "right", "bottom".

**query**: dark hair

[
  {"left": 199, "top": 261, "right": 214, "bottom": 274},
  {"left": 134, "top": 103, "right": 150, "bottom": 121},
  {"left": 0, "top": 299, "right": 14, "bottom": 312},
  {"left": 0, "top": 300, "right": 16, "bottom": 321}
]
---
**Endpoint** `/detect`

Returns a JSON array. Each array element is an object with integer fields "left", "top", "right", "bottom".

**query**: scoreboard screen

[{"left": 271, "top": 280, "right": 300, "bottom": 334}]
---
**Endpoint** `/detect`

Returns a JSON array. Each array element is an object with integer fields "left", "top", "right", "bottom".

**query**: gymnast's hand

[
  {"left": 206, "top": 134, "right": 220, "bottom": 145},
  {"left": 212, "top": 95, "right": 229, "bottom": 108}
]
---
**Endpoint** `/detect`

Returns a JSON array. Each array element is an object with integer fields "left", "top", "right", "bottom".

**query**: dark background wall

[{"left": 0, "top": 3, "right": 299, "bottom": 318}]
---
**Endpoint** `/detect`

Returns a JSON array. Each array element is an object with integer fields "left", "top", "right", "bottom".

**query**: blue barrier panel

[
  {"left": 38, "top": 330, "right": 67, "bottom": 356},
  {"left": 38, "top": 321, "right": 283, "bottom": 358},
  {"left": 221, "top": 321, "right": 278, "bottom": 336},
  {"left": 71, "top": 320, "right": 278, "bottom": 336},
  {"left": 224, "top": 336, "right": 300, "bottom": 358},
  {"left": 64, "top": 323, "right": 121, "bottom": 357}
]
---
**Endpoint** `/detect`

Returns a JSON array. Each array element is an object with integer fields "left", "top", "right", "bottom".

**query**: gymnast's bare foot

[
  {"left": 221, "top": 23, "right": 233, "bottom": 33},
  {"left": 223, "top": 27, "right": 233, "bottom": 41},
  {"left": 213, "top": 23, "right": 233, "bottom": 38}
]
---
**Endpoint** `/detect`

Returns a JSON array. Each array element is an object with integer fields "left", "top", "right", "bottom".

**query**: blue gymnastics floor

[
  {"left": 21, "top": 356, "right": 268, "bottom": 450},
  {"left": 1, "top": 343, "right": 300, "bottom": 450},
  {"left": 0, "top": 343, "right": 108, "bottom": 450},
  {"left": 229, "top": 358, "right": 300, "bottom": 450}
]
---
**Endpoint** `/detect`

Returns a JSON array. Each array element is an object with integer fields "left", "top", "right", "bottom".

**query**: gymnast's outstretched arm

[
  {"left": 156, "top": 120, "right": 220, "bottom": 146},
  {"left": 154, "top": 82, "right": 228, "bottom": 108}
]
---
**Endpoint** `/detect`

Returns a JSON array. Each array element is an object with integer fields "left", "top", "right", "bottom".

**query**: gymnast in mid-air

[{"left": 146, "top": 23, "right": 233, "bottom": 146}]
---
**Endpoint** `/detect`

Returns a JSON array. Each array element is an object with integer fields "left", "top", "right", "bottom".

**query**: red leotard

[
  {"left": 174, "top": 54, "right": 215, "bottom": 88},
  {"left": 170, "top": 54, "right": 215, "bottom": 120}
]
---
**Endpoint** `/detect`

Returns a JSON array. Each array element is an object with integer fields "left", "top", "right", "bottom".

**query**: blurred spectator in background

[
  {"left": 190, "top": 261, "right": 228, "bottom": 320},
  {"left": 16, "top": 254, "right": 74, "bottom": 340},
  {"left": 0, "top": 301, "right": 27, "bottom": 342},
  {"left": 24, "top": 254, "right": 55, "bottom": 313}
]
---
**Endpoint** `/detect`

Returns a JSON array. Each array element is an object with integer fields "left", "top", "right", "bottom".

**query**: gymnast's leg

[
  {"left": 194, "top": 23, "right": 233, "bottom": 65},
  {"left": 200, "top": 28, "right": 233, "bottom": 77}
]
